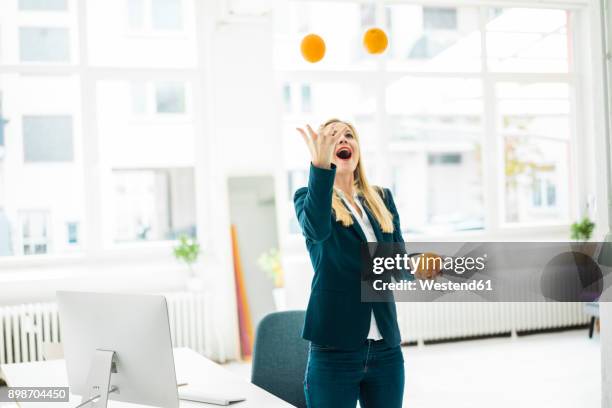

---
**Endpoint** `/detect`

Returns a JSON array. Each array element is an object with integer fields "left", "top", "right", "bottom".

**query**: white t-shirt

[{"left": 336, "top": 188, "right": 383, "bottom": 341}]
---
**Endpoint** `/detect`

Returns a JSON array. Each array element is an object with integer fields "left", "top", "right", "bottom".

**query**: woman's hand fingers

[
  {"left": 296, "top": 127, "right": 316, "bottom": 158},
  {"left": 306, "top": 124, "right": 318, "bottom": 142},
  {"left": 325, "top": 124, "right": 347, "bottom": 143}
]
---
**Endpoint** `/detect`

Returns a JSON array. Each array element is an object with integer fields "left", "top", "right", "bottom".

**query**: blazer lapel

[
  {"left": 359, "top": 197, "right": 384, "bottom": 243},
  {"left": 338, "top": 196, "right": 368, "bottom": 242}
]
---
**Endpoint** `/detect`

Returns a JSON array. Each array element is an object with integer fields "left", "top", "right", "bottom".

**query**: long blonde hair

[{"left": 320, "top": 118, "right": 394, "bottom": 233}]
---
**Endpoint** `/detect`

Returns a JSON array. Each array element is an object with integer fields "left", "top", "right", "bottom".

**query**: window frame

[
  {"left": 276, "top": 0, "right": 588, "bottom": 245},
  {"left": 0, "top": 0, "right": 215, "bottom": 266}
]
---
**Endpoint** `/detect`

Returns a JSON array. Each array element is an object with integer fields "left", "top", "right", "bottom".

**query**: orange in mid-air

[
  {"left": 300, "top": 33, "right": 326, "bottom": 63},
  {"left": 363, "top": 27, "right": 388, "bottom": 54}
]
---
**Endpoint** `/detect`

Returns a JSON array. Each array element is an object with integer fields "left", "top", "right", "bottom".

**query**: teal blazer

[{"left": 294, "top": 163, "right": 412, "bottom": 350}]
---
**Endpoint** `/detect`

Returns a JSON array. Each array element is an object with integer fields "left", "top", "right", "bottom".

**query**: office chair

[{"left": 251, "top": 310, "right": 308, "bottom": 408}]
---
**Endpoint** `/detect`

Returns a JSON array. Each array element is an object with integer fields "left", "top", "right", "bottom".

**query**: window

[
  {"left": 113, "top": 168, "right": 195, "bottom": 242},
  {"left": 19, "top": 27, "right": 70, "bottom": 62},
  {"left": 130, "top": 81, "right": 188, "bottom": 115},
  {"left": 386, "top": 77, "right": 484, "bottom": 233},
  {"left": 486, "top": 8, "right": 570, "bottom": 72},
  {"left": 301, "top": 85, "right": 312, "bottom": 113},
  {"left": 0, "top": 0, "right": 199, "bottom": 259},
  {"left": 275, "top": 2, "right": 577, "bottom": 237},
  {"left": 97, "top": 78, "right": 197, "bottom": 245},
  {"left": 498, "top": 82, "right": 571, "bottom": 224},
  {"left": 23, "top": 115, "right": 74, "bottom": 162},
  {"left": 384, "top": 5, "right": 481, "bottom": 71},
  {"left": 0, "top": 210, "right": 12, "bottom": 256},
  {"left": 151, "top": 0, "right": 182, "bottom": 30},
  {"left": 423, "top": 7, "right": 458, "bottom": 30},
  {"left": 155, "top": 82, "right": 186, "bottom": 114},
  {"left": 66, "top": 221, "right": 78, "bottom": 244},
  {"left": 282, "top": 84, "right": 292, "bottom": 113},
  {"left": 0, "top": 74, "right": 84, "bottom": 257},
  {"left": 127, "top": 0, "right": 146, "bottom": 29},
  {"left": 19, "top": 0, "right": 67, "bottom": 11},
  {"left": 87, "top": 1, "right": 196, "bottom": 68},
  {"left": 126, "top": 0, "right": 183, "bottom": 31},
  {"left": 20, "top": 211, "right": 50, "bottom": 255},
  {"left": 282, "top": 83, "right": 315, "bottom": 114}
]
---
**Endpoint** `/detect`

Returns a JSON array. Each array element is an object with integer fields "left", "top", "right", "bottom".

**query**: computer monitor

[{"left": 57, "top": 291, "right": 179, "bottom": 408}]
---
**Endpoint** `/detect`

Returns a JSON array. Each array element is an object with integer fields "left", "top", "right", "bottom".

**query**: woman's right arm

[
  {"left": 294, "top": 164, "right": 336, "bottom": 243},
  {"left": 293, "top": 123, "right": 346, "bottom": 243}
]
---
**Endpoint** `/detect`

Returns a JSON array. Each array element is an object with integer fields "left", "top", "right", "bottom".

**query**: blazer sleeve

[
  {"left": 293, "top": 163, "right": 336, "bottom": 243},
  {"left": 383, "top": 188, "right": 405, "bottom": 244},
  {"left": 383, "top": 188, "right": 415, "bottom": 281}
]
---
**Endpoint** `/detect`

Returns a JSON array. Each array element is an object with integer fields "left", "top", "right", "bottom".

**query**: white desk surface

[{"left": 0, "top": 348, "right": 293, "bottom": 408}]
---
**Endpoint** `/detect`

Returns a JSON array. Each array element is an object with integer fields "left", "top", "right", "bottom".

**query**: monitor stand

[{"left": 82, "top": 349, "right": 117, "bottom": 408}]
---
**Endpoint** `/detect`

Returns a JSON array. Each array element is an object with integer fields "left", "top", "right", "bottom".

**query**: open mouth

[{"left": 336, "top": 147, "right": 352, "bottom": 160}]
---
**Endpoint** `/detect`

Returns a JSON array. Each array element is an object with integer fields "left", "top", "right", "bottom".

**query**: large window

[
  {"left": 0, "top": 0, "right": 200, "bottom": 257},
  {"left": 276, "top": 3, "right": 576, "bottom": 236}
]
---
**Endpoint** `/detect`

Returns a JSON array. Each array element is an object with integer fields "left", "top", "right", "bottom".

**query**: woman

[{"left": 294, "top": 119, "right": 436, "bottom": 408}]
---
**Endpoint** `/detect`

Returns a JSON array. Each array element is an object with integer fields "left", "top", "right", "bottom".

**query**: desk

[{"left": 0, "top": 348, "right": 292, "bottom": 407}]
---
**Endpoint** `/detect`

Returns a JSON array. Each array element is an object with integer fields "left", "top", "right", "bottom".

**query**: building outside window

[
  {"left": 0, "top": 0, "right": 199, "bottom": 258},
  {"left": 20, "top": 211, "right": 50, "bottom": 255}
]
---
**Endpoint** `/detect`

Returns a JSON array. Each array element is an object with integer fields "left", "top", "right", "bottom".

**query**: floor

[
  {"left": 225, "top": 329, "right": 601, "bottom": 408},
  {"left": 0, "top": 330, "right": 599, "bottom": 407}
]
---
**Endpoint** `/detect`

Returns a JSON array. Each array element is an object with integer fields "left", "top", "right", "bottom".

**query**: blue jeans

[{"left": 304, "top": 339, "right": 405, "bottom": 408}]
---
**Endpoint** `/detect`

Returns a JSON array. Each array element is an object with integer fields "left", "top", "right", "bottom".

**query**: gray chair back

[{"left": 251, "top": 310, "right": 308, "bottom": 408}]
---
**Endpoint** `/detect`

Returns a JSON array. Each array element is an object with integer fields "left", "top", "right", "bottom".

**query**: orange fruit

[
  {"left": 363, "top": 28, "right": 388, "bottom": 54},
  {"left": 300, "top": 34, "right": 326, "bottom": 63},
  {"left": 416, "top": 252, "right": 443, "bottom": 279}
]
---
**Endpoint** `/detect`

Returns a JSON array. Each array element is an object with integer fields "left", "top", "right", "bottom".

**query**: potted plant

[
  {"left": 571, "top": 216, "right": 595, "bottom": 241},
  {"left": 173, "top": 235, "right": 202, "bottom": 292},
  {"left": 257, "top": 248, "right": 286, "bottom": 310},
  {"left": 570, "top": 216, "right": 596, "bottom": 256}
]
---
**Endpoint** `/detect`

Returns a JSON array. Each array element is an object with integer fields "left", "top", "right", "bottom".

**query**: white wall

[{"left": 211, "top": 16, "right": 280, "bottom": 175}]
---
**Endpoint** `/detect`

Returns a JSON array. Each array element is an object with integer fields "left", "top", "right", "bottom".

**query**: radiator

[
  {"left": 0, "top": 292, "right": 211, "bottom": 364},
  {"left": 397, "top": 302, "right": 590, "bottom": 343}
]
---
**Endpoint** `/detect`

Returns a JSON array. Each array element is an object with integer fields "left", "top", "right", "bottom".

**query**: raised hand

[{"left": 296, "top": 123, "right": 347, "bottom": 170}]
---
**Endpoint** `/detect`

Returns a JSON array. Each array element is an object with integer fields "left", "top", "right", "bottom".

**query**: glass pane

[
  {"left": 155, "top": 82, "right": 186, "bottom": 113},
  {"left": 0, "top": 1, "right": 78, "bottom": 64},
  {"left": 19, "top": 0, "right": 67, "bottom": 11},
  {"left": 112, "top": 168, "right": 195, "bottom": 242},
  {"left": 23, "top": 115, "right": 74, "bottom": 162},
  {"left": 387, "top": 77, "right": 484, "bottom": 234},
  {"left": 0, "top": 74, "right": 84, "bottom": 256},
  {"left": 486, "top": 8, "right": 570, "bottom": 73},
  {"left": 385, "top": 5, "right": 481, "bottom": 72},
  {"left": 498, "top": 82, "right": 571, "bottom": 224},
  {"left": 96, "top": 79, "right": 196, "bottom": 244},
  {"left": 387, "top": 77, "right": 483, "bottom": 141},
  {"left": 127, "top": 0, "right": 145, "bottom": 29},
  {"left": 274, "top": 1, "right": 376, "bottom": 71},
  {"left": 19, "top": 27, "right": 70, "bottom": 62},
  {"left": 152, "top": 0, "right": 182, "bottom": 30},
  {"left": 87, "top": 0, "right": 196, "bottom": 68},
  {"left": 66, "top": 221, "right": 79, "bottom": 244}
]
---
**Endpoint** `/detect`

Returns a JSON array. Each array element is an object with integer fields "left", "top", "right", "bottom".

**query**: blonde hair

[{"left": 319, "top": 118, "right": 394, "bottom": 233}]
